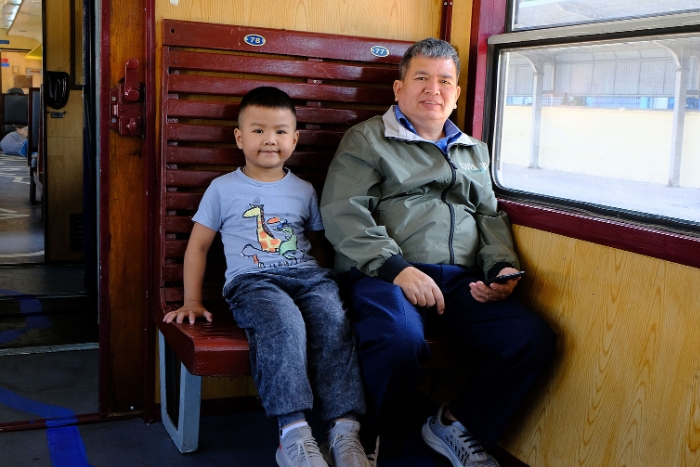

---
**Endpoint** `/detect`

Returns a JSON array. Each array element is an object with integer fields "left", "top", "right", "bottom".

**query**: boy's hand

[{"left": 163, "top": 303, "right": 213, "bottom": 324}]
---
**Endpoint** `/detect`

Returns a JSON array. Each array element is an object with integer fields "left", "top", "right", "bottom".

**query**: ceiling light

[{"left": 0, "top": 0, "right": 21, "bottom": 29}]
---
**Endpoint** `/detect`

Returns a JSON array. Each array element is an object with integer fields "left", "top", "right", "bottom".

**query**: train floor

[{"left": 0, "top": 349, "right": 453, "bottom": 467}]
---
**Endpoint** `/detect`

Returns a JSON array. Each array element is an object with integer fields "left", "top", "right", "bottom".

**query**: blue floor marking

[
  {"left": 0, "top": 288, "right": 51, "bottom": 344},
  {"left": 47, "top": 425, "right": 92, "bottom": 467},
  {"left": 0, "top": 374, "right": 93, "bottom": 466}
]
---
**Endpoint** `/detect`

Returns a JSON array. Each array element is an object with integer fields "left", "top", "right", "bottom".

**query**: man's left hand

[{"left": 469, "top": 266, "right": 521, "bottom": 303}]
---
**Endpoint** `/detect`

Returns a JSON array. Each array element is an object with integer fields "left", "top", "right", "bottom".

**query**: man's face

[{"left": 393, "top": 55, "right": 461, "bottom": 133}]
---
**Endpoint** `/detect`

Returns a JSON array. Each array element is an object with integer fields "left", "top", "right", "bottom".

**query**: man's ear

[
  {"left": 234, "top": 128, "right": 243, "bottom": 149},
  {"left": 393, "top": 80, "right": 403, "bottom": 102}
]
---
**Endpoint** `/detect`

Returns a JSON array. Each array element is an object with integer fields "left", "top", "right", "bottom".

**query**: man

[{"left": 320, "top": 38, "right": 556, "bottom": 467}]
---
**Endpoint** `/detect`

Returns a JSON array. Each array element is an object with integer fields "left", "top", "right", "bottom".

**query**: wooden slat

[
  {"left": 164, "top": 215, "right": 194, "bottom": 233},
  {"left": 166, "top": 192, "right": 203, "bottom": 210},
  {"left": 161, "top": 263, "right": 226, "bottom": 284},
  {"left": 167, "top": 169, "right": 228, "bottom": 187},
  {"left": 163, "top": 20, "right": 411, "bottom": 64},
  {"left": 165, "top": 239, "right": 188, "bottom": 258},
  {"left": 167, "top": 99, "right": 384, "bottom": 126},
  {"left": 166, "top": 124, "right": 345, "bottom": 146},
  {"left": 164, "top": 286, "right": 226, "bottom": 303},
  {"left": 165, "top": 146, "right": 332, "bottom": 168},
  {"left": 166, "top": 123, "right": 235, "bottom": 143},
  {"left": 167, "top": 75, "right": 395, "bottom": 105},
  {"left": 166, "top": 147, "right": 244, "bottom": 166},
  {"left": 168, "top": 50, "right": 400, "bottom": 84},
  {"left": 161, "top": 263, "right": 182, "bottom": 283},
  {"left": 285, "top": 151, "right": 335, "bottom": 168}
]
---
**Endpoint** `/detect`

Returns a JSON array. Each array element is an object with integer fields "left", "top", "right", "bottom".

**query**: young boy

[{"left": 163, "top": 87, "right": 370, "bottom": 467}]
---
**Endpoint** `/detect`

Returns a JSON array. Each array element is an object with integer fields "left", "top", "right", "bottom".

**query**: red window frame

[{"left": 465, "top": 0, "right": 700, "bottom": 269}]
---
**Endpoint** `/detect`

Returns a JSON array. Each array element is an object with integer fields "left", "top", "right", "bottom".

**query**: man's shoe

[
  {"left": 277, "top": 425, "right": 329, "bottom": 467},
  {"left": 421, "top": 405, "right": 500, "bottom": 467},
  {"left": 327, "top": 420, "right": 371, "bottom": 467},
  {"left": 365, "top": 436, "right": 379, "bottom": 467}
]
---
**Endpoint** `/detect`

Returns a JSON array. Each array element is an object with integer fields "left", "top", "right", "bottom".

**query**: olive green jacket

[{"left": 320, "top": 107, "right": 519, "bottom": 278}]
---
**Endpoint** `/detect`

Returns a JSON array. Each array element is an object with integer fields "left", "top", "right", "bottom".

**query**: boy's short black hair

[{"left": 238, "top": 86, "right": 296, "bottom": 121}]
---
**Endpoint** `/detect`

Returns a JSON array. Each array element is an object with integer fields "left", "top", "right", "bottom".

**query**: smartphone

[{"left": 484, "top": 271, "right": 525, "bottom": 285}]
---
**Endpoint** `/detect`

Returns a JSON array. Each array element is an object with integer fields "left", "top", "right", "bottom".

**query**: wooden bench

[{"left": 154, "top": 19, "right": 448, "bottom": 453}]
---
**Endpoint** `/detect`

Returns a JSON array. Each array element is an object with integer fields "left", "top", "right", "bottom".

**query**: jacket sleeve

[
  {"left": 472, "top": 142, "right": 521, "bottom": 277},
  {"left": 320, "top": 128, "right": 402, "bottom": 276}
]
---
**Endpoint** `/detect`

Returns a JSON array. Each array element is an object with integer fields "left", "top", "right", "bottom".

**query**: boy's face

[{"left": 234, "top": 105, "right": 299, "bottom": 177}]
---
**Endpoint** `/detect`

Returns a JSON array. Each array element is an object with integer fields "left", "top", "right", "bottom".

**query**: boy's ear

[
  {"left": 293, "top": 130, "right": 299, "bottom": 146},
  {"left": 234, "top": 128, "right": 243, "bottom": 149}
]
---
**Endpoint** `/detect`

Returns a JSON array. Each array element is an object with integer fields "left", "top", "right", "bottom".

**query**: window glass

[
  {"left": 493, "top": 34, "right": 700, "bottom": 225},
  {"left": 513, "top": 0, "right": 700, "bottom": 31}
]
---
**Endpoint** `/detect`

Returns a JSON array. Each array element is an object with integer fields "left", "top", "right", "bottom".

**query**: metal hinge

[{"left": 109, "top": 59, "right": 144, "bottom": 137}]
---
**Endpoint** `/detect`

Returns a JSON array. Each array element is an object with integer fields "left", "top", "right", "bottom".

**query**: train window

[
  {"left": 489, "top": 12, "right": 700, "bottom": 228},
  {"left": 512, "top": 0, "right": 700, "bottom": 31}
]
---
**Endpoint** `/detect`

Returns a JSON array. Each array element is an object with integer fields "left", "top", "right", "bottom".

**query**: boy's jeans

[{"left": 224, "top": 266, "right": 365, "bottom": 422}]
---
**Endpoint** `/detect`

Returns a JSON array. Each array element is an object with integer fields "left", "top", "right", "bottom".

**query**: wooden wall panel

[
  {"left": 155, "top": 0, "right": 474, "bottom": 129},
  {"left": 157, "top": 0, "right": 442, "bottom": 39},
  {"left": 0, "top": 52, "right": 42, "bottom": 93},
  {"left": 451, "top": 0, "right": 473, "bottom": 130},
  {"left": 500, "top": 225, "right": 700, "bottom": 466},
  {"left": 152, "top": 0, "right": 474, "bottom": 405},
  {"left": 45, "top": 0, "right": 84, "bottom": 262}
]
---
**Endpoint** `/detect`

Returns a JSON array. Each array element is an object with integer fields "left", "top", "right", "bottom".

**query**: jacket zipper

[{"left": 442, "top": 155, "right": 457, "bottom": 265}]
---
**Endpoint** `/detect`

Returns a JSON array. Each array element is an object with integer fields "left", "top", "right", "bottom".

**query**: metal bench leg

[{"left": 159, "top": 331, "right": 202, "bottom": 453}]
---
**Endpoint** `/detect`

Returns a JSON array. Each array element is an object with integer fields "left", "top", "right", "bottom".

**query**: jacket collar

[{"left": 382, "top": 106, "right": 477, "bottom": 148}]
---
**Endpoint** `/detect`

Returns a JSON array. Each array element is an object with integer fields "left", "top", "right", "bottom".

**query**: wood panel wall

[
  {"left": 0, "top": 51, "right": 42, "bottom": 93},
  {"left": 500, "top": 225, "right": 700, "bottom": 466},
  {"left": 45, "top": 0, "right": 84, "bottom": 262},
  {"left": 153, "top": 0, "right": 474, "bottom": 404}
]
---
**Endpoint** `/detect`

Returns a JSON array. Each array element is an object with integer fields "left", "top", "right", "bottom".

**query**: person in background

[{"left": 0, "top": 126, "right": 28, "bottom": 156}]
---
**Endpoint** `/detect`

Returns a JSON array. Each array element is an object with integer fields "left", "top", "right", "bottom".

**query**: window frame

[{"left": 466, "top": 2, "right": 700, "bottom": 269}]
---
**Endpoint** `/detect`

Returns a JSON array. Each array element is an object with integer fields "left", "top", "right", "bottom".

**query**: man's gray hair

[{"left": 399, "top": 38, "right": 460, "bottom": 80}]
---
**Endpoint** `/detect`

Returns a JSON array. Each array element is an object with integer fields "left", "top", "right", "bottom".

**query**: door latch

[{"left": 109, "top": 59, "right": 144, "bottom": 137}]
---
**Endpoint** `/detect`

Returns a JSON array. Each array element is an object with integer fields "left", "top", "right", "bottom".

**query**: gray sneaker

[
  {"left": 421, "top": 405, "right": 500, "bottom": 467},
  {"left": 365, "top": 436, "right": 379, "bottom": 467},
  {"left": 327, "top": 420, "right": 371, "bottom": 467},
  {"left": 277, "top": 425, "right": 329, "bottom": 467}
]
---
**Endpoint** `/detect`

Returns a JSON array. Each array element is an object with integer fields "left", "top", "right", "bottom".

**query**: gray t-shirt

[{"left": 193, "top": 168, "right": 323, "bottom": 287}]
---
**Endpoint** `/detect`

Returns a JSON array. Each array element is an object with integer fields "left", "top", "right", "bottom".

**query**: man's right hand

[
  {"left": 393, "top": 267, "right": 445, "bottom": 314},
  {"left": 163, "top": 303, "right": 213, "bottom": 324}
]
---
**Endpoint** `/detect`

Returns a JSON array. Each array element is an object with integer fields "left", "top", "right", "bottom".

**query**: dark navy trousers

[{"left": 348, "top": 263, "right": 556, "bottom": 451}]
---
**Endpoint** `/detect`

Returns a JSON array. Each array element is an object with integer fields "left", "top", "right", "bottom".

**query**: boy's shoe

[
  {"left": 421, "top": 405, "right": 500, "bottom": 467},
  {"left": 277, "top": 425, "right": 329, "bottom": 467},
  {"left": 327, "top": 420, "right": 371, "bottom": 467}
]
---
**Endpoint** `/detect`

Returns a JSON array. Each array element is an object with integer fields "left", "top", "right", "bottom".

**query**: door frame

[{"left": 98, "top": 0, "right": 157, "bottom": 417}]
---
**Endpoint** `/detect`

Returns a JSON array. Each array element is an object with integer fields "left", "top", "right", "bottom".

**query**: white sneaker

[
  {"left": 421, "top": 405, "right": 500, "bottom": 467},
  {"left": 365, "top": 436, "right": 379, "bottom": 467},
  {"left": 277, "top": 425, "right": 329, "bottom": 467},
  {"left": 327, "top": 420, "right": 371, "bottom": 467}
]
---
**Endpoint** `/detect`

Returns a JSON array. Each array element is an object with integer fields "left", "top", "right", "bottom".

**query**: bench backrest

[{"left": 157, "top": 20, "right": 413, "bottom": 316}]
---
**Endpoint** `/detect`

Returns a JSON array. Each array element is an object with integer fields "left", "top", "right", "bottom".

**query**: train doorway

[{"left": 0, "top": 0, "right": 98, "bottom": 427}]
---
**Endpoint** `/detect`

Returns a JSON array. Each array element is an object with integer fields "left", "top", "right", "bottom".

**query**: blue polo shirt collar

[{"left": 393, "top": 106, "right": 463, "bottom": 155}]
